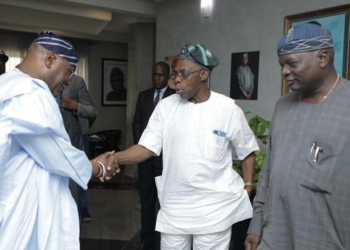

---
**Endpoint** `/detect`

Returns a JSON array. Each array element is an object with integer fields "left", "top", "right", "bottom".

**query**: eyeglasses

[
  {"left": 170, "top": 68, "right": 204, "bottom": 80},
  {"left": 54, "top": 54, "right": 75, "bottom": 78}
]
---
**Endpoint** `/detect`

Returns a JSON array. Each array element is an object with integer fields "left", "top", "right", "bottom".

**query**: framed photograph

[
  {"left": 282, "top": 4, "right": 350, "bottom": 95},
  {"left": 102, "top": 58, "right": 128, "bottom": 106},
  {"left": 164, "top": 55, "right": 178, "bottom": 89},
  {"left": 230, "top": 51, "right": 260, "bottom": 100}
]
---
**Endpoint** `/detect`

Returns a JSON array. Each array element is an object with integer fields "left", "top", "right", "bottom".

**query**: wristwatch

[{"left": 244, "top": 182, "right": 253, "bottom": 188}]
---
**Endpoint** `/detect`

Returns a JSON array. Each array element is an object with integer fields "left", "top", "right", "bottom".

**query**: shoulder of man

[
  {"left": 0, "top": 70, "right": 47, "bottom": 102},
  {"left": 137, "top": 87, "right": 156, "bottom": 100},
  {"left": 165, "top": 86, "right": 176, "bottom": 95},
  {"left": 71, "top": 74, "right": 84, "bottom": 82},
  {"left": 340, "top": 78, "right": 350, "bottom": 94},
  {"left": 211, "top": 91, "right": 236, "bottom": 106},
  {"left": 276, "top": 91, "right": 298, "bottom": 106},
  {"left": 159, "top": 92, "right": 180, "bottom": 106}
]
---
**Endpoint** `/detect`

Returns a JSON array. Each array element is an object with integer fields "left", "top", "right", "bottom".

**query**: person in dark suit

[
  {"left": 60, "top": 74, "right": 97, "bottom": 219},
  {"left": 132, "top": 61, "right": 175, "bottom": 250}
]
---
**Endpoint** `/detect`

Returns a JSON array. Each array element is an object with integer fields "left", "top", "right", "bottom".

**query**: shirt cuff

[{"left": 247, "top": 215, "right": 263, "bottom": 236}]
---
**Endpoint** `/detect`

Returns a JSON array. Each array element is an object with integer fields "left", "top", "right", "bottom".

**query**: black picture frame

[
  {"left": 102, "top": 58, "right": 128, "bottom": 106},
  {"left": 230, "top": 51, "right": 260, "bottom": 100}
]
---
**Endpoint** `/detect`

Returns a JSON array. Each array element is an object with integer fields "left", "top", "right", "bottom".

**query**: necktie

[
  {"left": 153, "top": 90, "right": 161, "bottom": 108},
  {"left": 55, "top": 92, "right": 63, "bottom": 111}
]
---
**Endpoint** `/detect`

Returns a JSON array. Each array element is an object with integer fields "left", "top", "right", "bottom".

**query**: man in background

[
  {"left": 59, "top": 74, "right": 97, "bottom": 219},
  {"left": 245, "top": 23, "right": 350, "bottom": 250},
  {"left": 0, "top": 50, "right": 8, "bottom": 75},
  {"left": 106, "top": 66, "right": 127, "bottom": 101},
  {"left": 132, "top": 61, "right": 175, "bottom": 250}
]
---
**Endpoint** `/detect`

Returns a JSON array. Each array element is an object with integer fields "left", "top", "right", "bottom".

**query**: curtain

[
  {"left": 0, "top": 30, "right": 89, "bottom": 87},
  {"left": 0, "top": 31, "right": 34, "bottom": 72},
  {"left": 71, "top": 38, "right": 89, "bottom": 88}
]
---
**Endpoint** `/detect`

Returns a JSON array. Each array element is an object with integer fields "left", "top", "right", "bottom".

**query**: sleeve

[
  {"left": 230, "top": 106, "right": 259, "bottom": 160},
  {"left": 247, "top": 130, "right": 272, "bottom": 236},
  {"left": 138, "top": 100, "right": 164, "bottom": 156},
  {"left": 247, "top": 103, "right": 277, "bottom": 236},
  {"left": 76, "top": 78, "right": 97, "bottom": 119},
  {"left": 132, "top": 93, "right": 143, "bottom": 144},
  {"left": 0, "top": 89, "right": 91, "bottom": 189}
]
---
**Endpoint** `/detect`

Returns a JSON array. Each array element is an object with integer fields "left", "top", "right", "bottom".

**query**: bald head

[{"left": 155, "top": 61, "right": 170, "bottom": 76}]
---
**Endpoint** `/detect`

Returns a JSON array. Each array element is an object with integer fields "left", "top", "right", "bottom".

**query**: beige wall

[{"left": 88, "top": 41, "right": 128, "bottom": 150}]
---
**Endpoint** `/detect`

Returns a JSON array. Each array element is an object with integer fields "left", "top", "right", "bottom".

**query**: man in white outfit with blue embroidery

[
  {"left": 0, "top": 31, "right": 118, "bottom": 250},
  {"left": 114, "top": 43, "right": 259, "bottom": 250}
]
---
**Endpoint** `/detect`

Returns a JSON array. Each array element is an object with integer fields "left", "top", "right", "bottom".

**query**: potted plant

[{"left": 232, "top": 113, "right": 270, "bottom": 190}]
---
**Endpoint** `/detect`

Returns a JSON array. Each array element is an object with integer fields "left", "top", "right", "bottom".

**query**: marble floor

[
  {"left": 80, "top": 171, "right": 144, "bottom": 250},
  {"left": 79, "top": 171, "right": 249, "bottom": 250}
]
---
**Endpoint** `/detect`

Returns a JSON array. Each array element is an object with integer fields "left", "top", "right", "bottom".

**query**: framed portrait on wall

[
  {"left": 102, "top": 58, "right": 128, "bottom": 106},
  {"left": 230, "top": 51, "right": 260, "bottom": 100},
  {"left": 164, "top": 55, "right": 178, "bottom": 89},
  {"left": 282, "top": 4, "right": 350, "bottom": 95}
]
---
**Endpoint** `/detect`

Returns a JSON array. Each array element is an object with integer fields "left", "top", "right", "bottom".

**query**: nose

[
  {"left": 173, "top": 75, "right": 182, "bottom": 84},
  {"left": 281, "top": 65, "right": 290, "bottom": 77}
]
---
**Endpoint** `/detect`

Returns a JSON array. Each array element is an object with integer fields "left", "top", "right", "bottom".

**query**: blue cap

[
  {"left": 277, "top": 23, "right": 333, "bottom": 56},
  {"left": 34, "top": 31, "right": 79, "bottom": 67}
]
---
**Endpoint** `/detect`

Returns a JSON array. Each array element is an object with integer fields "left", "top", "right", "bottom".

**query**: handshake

[{"left": 90, "top": 151, "right": 120, "bottom": 182}]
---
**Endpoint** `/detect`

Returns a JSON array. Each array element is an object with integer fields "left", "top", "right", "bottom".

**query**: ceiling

[{"left": 0, "top": 0, "right": 160, "bottom": 43}]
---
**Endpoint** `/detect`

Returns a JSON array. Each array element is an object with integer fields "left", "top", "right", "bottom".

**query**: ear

[
  {"left": 318, "top": 50, "right": 329, "bottom": 68},
  {"left": 44, "top": 53, "right": 56, "bottom": 69},
  {"left": 200, "top": 69, "right": 210, "bottom": 81}
]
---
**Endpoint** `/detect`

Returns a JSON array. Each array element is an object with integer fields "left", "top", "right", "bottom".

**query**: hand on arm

[
  {"left": 61, "top": 96, "right": 78, "bottom": 111},
  {"left": 242, "top": 152, "right": 255, "bottom": 197}
]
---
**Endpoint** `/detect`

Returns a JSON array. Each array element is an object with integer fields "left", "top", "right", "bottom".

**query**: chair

[{"left": 89, "top": 130, "right": 122, "bottom": 158}]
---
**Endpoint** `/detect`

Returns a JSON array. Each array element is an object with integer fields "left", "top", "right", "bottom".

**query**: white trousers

[{"left": 160, "top": 226, "right": 232, "bottom": 250}]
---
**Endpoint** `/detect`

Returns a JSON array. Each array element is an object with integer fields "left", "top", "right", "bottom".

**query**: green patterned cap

[{"left": 178, "top": 43, "right": 219, "bottom": 70}]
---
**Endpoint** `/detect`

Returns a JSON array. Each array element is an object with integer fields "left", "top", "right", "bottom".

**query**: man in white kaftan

[
  {"left": 140, "top": 91, "right": 257, "bottom": 234},
  {"left": 0, "top": 31, "right": 117, "bottom": 250},
  {"left": 114, "top": 43, "right": 259, "bottom": 250}
]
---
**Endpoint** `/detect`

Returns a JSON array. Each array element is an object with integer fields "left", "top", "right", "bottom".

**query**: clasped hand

[
  {"left": 92, "top": 151, "right": 120, "bottom": 182},
  {"left": 61, "top": 96, "right": 78, "bottom": 111}
]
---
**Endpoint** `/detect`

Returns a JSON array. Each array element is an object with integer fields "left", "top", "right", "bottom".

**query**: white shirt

[
  {"left": 139, "top": 91, "right": 259, "bottom": 234},
  {"left": 0, "top": 69, "right": 91, "bottom": 249}
]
